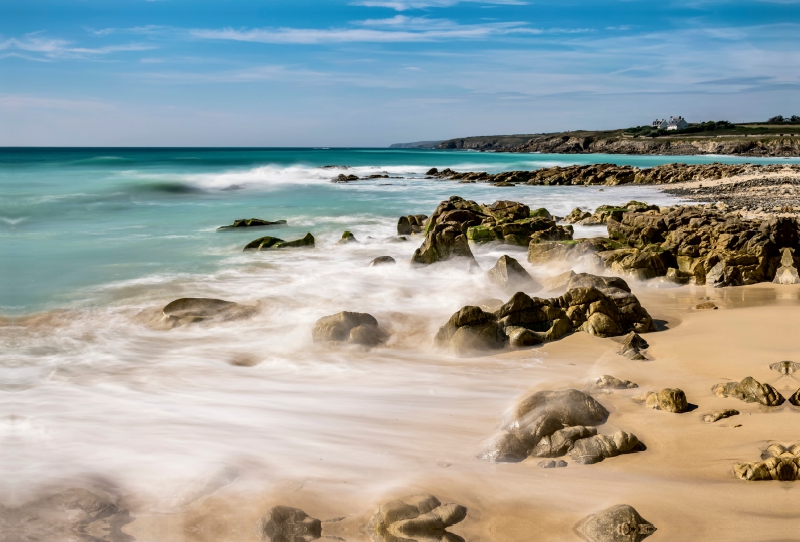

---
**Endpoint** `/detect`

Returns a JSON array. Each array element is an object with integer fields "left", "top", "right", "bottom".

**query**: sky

[{"left": 1, "top": 0, "right": 799, "bottom": 146}]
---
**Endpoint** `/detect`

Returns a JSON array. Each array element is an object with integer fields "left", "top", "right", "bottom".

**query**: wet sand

[{"left": 117, "top": 283, "right": 800, "bottom": 542}]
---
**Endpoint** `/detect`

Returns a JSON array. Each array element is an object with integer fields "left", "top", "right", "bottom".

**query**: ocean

[{"left": 2, "top": 147, "right": 798, "bottom": 514}]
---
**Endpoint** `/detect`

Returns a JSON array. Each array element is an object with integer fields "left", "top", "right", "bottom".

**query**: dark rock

[
  {"left": 434, "top": 306, "right": 507, "bottom": 356},
  {"left": 791, "top": 389, "right": 800, "bottom": 407},
  {"left": 367, "top": 494, "right": 467, "bottom": 542},
  {"left": 333, "top": 174, "right": 359, "bottom": 183},
  {"left": 338, "top": 230, "right": 358, "bottom": 244},
  {"left": 370, "top": 256, "right": 397, "bottom": 266},
  {"left": 162, "top": 298, "right": 255, "bottom": 327},
  {"left": 244, "top": 233, "right": 315, "bottom": 251},
  {"left": 712, "top": 377, "right": 785, "bottom": 406},
  {"left": 218, "top": 218, "right": 287, "bottom": 231},
  {"left": 568, "top": 430, "right": 642, "bottom": 464},
  {"left": 256, "top": 506, "right": 322, "bottom": 542},
  {"left": 582, "top": 504, "right": 656, "bottom": 542},
  {"left": 487, "top": 255, "right": 541, "bottom": 292},
  {"left": 312, "top": 312, "right": 387, "bottom": 347}
]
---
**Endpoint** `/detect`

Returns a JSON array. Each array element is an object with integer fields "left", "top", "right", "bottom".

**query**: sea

[{"left": 1, "top": 148, "right": 798, "bottom": 514}]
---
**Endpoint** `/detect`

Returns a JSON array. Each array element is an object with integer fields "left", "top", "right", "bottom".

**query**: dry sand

[{"left": 124, "top": 283, "right": 800, "bottom": 542}]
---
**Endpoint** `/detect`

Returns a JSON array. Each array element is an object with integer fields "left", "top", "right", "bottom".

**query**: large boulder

[
  {"left": 244, "top": 233, "right": 315, "bottom": 251},
  {"left": 162, "top": 298, "right": 255, "bottom": 327},
  {"left": 487, "top": 255, "right": 541, "bottom": 292},
  {"left": 367, "top": 494, "right": 467, "bottom": 542},
  {"left": 312, "top": 312, "right": 387, "bottom": 347},
  {"left": 255, "top": 506, "right": 322, "bottom": 542},
  {"left": 712, "top": 376, "right": 785, "bottom": 406},
  {"left": 411, "top": 199, "right": 479, "bottom": 264},
  {"left": 581, "top": 504, "right": 656, "bottom": 542},
  {"left": 434, "top": 306, "right": 507, "bottom": 356}
]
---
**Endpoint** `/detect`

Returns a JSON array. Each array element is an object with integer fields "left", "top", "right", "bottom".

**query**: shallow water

[{"left": 3, "top": 148, "right": 800, "bottom": 534}]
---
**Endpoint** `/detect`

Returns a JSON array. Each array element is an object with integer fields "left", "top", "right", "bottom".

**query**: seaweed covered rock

[
  {"left": 338, "top": 230, "right": 358, "bottom": 244},
  {"left": 218, "top": 218, "right": 287, "bottom": 230},
  {"left": 256, "top": 506, "right": 322, "bottom": 542},
  {"left": 568, "top": 430, "right": 642, "bottom": 464},
  {"left": 162, "top": 298, "right": 255, "bottom": 327},
  {"left": 434, "top": 306, "right": 507, "bottom": 355},
  {"left": 487, "top": 255, "right": 540, "bottom": 292},
  {"left": 244, "top": 233, "right": 315, "bottom": 251},
  {"left": 712, "top": 376, "right": 785, "bottom": 406},
  {"left": 367, "top": 494, "right": 467, "bottom": 542},
  {"left": 581, "top": 504, "right": 656, "bottom": 542},
  {"left": 312, "top": 311, "right": 387, "bottom": 347}
]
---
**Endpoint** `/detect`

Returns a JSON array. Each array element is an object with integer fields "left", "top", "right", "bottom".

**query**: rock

[
  {"left": 434, "top": 306, "right": 507, "bottom": 356},
  {"left": 528, "top": 238, "right": 619, "bottom": 265},
  {"left": 590, "top": 375, "right": 638, "bottom": 391},
  {"left": 477, "top": 432, "right": 529, "bottom": 463},
  {"left": 162, "top": 298, "right": 255, "bottom": 327},
  {"left": 568, "top": 431, "right": 642, "bottom": 464},
  {"left": 0, "top": 488, "right": 133, "bottom": 542},
  {"left": 565, "top": 273, "right": 631, "bottom": 293},
  {"left": 411, "top": 220, "right": 476, "bottom": 265},
  {"left": 487, "top": 255, "right": 541, "bottom": 292},
  {"left": 565, "top": 208, "right": 592, "bottom": 223},
  {"left": 618, "top": 331, "right": 649, "bottom": 360},
  {"left": 540, "top": 270, "right": 576, "bottom": 292},
  {"left": 665, "top": 267, "right": 691, "bottom": 284},
  {"left": 398, "top": 215, "right": 428, "bottom": 235},
  {"left": 581, "top": 504, "right": 656, "bottom": 542},
  {"left": 397, "top": 216, "right": 412, "bottom": 235},
  {"left": 530, "top": 426, "right": 597, "bottom": 458},
  {"left": 312, "top": 311, "right": 387, "bottom": 347},
  {"left": 702, "top": 409, "right": 739, "bottom": 423},
  {"left": 370, "top": 256, "right": 397, "bottom": 266},
  {"left": 218, "top": 218, "right": 287, "bottom": 230},
  {"left": 255, "top": 506, "right": 322, "bottom": 542},
  {"left": 538, "top": 459, "right": 568, "bottom": 468},
  {"left": 366, "top": 494, "right": 467, "bottom": 542},
  {"left": 790, "top": 389, "right": 800, "bottom": 407},
  {"left": 504, "top": 325, "right": 544, "bottom": 347},
  {"left": 773, "top": 247, "right": 800, "bottom": 284},
  {"left": 712, "top": 377, "right": 785, "bottom": 406},
  {"left": 244, "top": 233, "right": 315, "bottom": 251},
  {"left": 338, "top": 230, "right": 358, "bottom": 244},
  {"left": 530, "top": 207, "right": 552, "bottom": 219},
  {"left": 333, "top": 174, "right": 358, "bottom": 183},
  {"left": 733, "top": 444, "right": 800, "bottom": 481},
  {"left": 644, "top": 388, "right": 689, "bottom": 413},
  {"left": 694, "top": 301, "right": 718, "bottom": 310},
  {"left": 771, "top": 360, "right": 800, "bottom": 375}
]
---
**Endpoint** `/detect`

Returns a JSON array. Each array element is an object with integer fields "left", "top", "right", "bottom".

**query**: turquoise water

[{"left": 2, "top": 147, "right": 798, "bottom": 313}]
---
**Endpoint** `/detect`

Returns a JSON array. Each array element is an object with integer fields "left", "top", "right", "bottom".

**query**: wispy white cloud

[
  {"left": 0, "top": 35, "right": 156, "bottom": 60},
  {"left": 353, "top": 0, "right": 526, "bottom": 10},
  {"left": 0, "top": 94, "right": 113, "bottom": 110}
]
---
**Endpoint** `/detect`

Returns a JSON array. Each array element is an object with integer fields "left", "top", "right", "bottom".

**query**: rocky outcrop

[
  {"left": 0, "top": 488, "right": 134, "bottom": 542},
  {"left": 642, "top": 388, "right": 689, "bottom": 413},
  {"left": 487, "top": 255, "right": 540, "bottom": 292},
  {"left": 411, "top": 197, "right": 480, "bottom": 264},
  {"left": 244, "top": 233, "right": 315, "bottom": 251},
  {"left": 566, "top": 201, "right": 659, "bottom": 226},
  {"left": 398, "top": 215, "right": 428, "bottom": 235},
  {"left": 218, "top": 218, "right": 287, "bottom": 230},
  {"left": 436, "top": 274, "right": 654, "bottom": 355},
  {"left": 531, "top": 425, "right": 597, "bottom": 458},
  {"left": 712, "top": 377, "right": 785, "bottom": 406},
  {"left": 702, "top": 409, "right": 739, "bottom": 423},
  {"left": 162, "top": 298, "right": 256, "bottom": 327},
  {"left": 256, "top": 506, "right": 322, "bottom": 542},
  {"left": 478, "top": 389, "right": 610, "bottom": 463},
  {"left": 312, "top": 312, "right": 387, "bottom": 347},
  {"left": 367, "top": 494, "right": 467, "bottom": 542},
  {"left": 734, "top": 444, "right": 800, "bottom": 481},
  {"left": 581, "top": 504, "right": 656, "bottom": 542},
  {"left": 527, "top": 238, "right": 622, "bottom": 265},
  {"left": 568, "top": 430, "right": 642, "bottom": 464}
]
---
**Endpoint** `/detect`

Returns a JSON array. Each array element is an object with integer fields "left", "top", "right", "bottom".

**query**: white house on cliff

[{"left": 651, "top": 116, "right": 689, "bottom": 131}]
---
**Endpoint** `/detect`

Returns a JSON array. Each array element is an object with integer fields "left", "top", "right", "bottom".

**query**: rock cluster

[
  {"left": 256, "top": 506, "right": 322, "bottom": 542},
  {"left": 734, "top": 444, "right": 800, "bottom": 481},
  {"left": 244, "top": 233, "right": 315, "bottom": 251},
  {"left": 312, "top": 311, "right": 387, "bottom": 347},
  {"left": 397, "top": 214, "right": 428, "bottom": 235},
  {"left": 435, "top": 274, "right": 654, "bottom": 356},
  {"left": 711, "top": 376, "right": 785, "bottom": 406},
  {"left": 581, "top": 504, "right": 656, "bottom": 542},
  {"left": 565, "top": 201, "right": 659, "bottom": 226},
  {"left": 218, "top": 218, "right": 287, "bottom": 230},
  {"left": 366, "top": 494, "right": 467, "bottom": 542},
  {"left": 162, "top": 297, "right": 256, "bottom": 327}
]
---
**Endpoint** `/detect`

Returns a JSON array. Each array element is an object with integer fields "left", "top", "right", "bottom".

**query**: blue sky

[{"left": 1, "top": 0, "right": 798, "bottom": 146}]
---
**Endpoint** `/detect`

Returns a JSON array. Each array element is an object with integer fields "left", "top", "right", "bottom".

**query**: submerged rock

[
  {"left": 162, "top": 298, "right": 255, "bottom": 327},
  {"left": 312, "top": 311, "right": 387, "bottom": 347},
  {"left": 487, "top": 255, "right": 541, "bottom": 292},
  {"left": 244, "top": 233, "right": 315, "bottom": 251},
  {"left": 256, "top": 506, "right": 322, "bottom": 542},
  {"left": 218, "top": 218, "right": 287, "bottom": 230},
  {"left": 712, "top": 377, "right": 785, "bottom": 406},
  {"left": 370, "top": 256, "right": 397, "bottom": 266},
  {"left": 582, "top": 504, "right": 656, "bottom": 542},
  {"left": 538, "top": 459, "right": 568, "bottom": 468},
  {"left": 338, "top": 230, "right": 358, "bottom": 244},
  {"left": 367, "top": 494, "right": 467, "bottom": 542}
]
